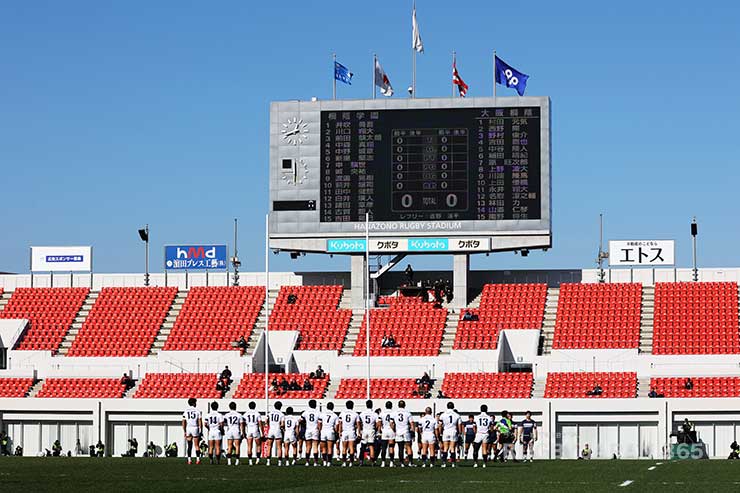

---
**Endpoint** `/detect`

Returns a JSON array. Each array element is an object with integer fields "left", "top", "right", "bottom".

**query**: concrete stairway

[
  {"left": 340, "top": 309, "right": 364, "bottom": 355},
  {"left": 323, "top": 378, "right": 339, "bottom": 400},
  {"left": 639, "top": 286, "right": 655, "bottom": 353},
  {"left": 149, "top": 290, "right": 187, "bottom": 355},
  {"left": 531, "top": 378, "right": 546, "bottom": 398},
  {"left": 637, "top": 377, "right": 652, "bottom": 397},
  {"left": 123, "top": 381, "right": 140, "bottom": 399},
  {"left": 467, "top": 291, "right": 483, "bottom": 309},
  {"left": 26, "top": 379, "right": 44, "bottom": 398},
  {"left": 540, "top": 287, "right": 560, "bottom": 354},
  {"left": 439, "top": 310, "right": 459, "bottom": 355},
  {"left": 247, "top": 289, "right": 278, "bottom": 355},
  {"left": 58, "top": 291, "right": 98, "bottom": 356},
  {"left": 0, "top": 290, "right": 12, "bottom": 311}
]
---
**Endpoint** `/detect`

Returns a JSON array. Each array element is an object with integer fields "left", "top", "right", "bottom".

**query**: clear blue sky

[{"left": 2, "top": 1, "right": 739, "bottom": 274}]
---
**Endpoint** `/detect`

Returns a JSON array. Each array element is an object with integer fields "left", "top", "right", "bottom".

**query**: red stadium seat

[
  {"left": 36, "top": 378, "right": 126, "bottom": 398},
  {"left": 650, "top": 376, "right": 740, "bottom": 398},
  {"left": 0, "top": 378, "right": 35, "bottom": 398},
  {"left": 335, "top": 378, "right": 427, "bottom": 399},
  {"left": 134, "top": 373, "right": 221, "bottom": 399},
  {"left": 543, "top": 372, "right": 637, "bottom": 398},
  {"left": 232, "top": 373, "right": 329, "bottom": 399},
  {"left": 441, "top": 372, "right": 533, "bottom": 399}
]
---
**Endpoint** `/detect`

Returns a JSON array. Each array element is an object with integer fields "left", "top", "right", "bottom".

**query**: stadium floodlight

[
  {"left": 138, "top": 225, "right": 149, "bottom": 287},
  {"left": 691, "top": 217, "right": 698, "bottom": 282}
]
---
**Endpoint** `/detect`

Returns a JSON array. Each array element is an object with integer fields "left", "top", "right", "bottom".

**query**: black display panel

[{"left": 320, "top": 107, "right": 540, "bottom": 223}]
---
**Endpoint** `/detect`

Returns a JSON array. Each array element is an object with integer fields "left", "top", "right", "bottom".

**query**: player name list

[{"left": 320, "top": 107, "right": 541, "bottom": 223}]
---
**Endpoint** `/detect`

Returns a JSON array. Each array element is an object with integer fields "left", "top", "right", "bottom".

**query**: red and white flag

[
  {"left": 374, "top": 57, "right": 394, "bottom": 97},
  {"left": 453, "top": 60, "right": 468, "bottom": 97}
]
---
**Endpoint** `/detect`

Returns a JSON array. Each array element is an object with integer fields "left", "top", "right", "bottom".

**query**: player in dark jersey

[
  {"left": 518, "top": 410, "right": 537, "bottom": 462},
  {"left": 463, "top": 415, "right": 475, "bottom": 460}
]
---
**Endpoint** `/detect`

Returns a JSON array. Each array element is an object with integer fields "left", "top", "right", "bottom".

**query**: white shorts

[
  {"left": 321, "top": 431, "right": 337, "bottom": 442},
  {"left": 341, "top": 431, "right": 357, "bottom": 442},
  {"left": 442, "top": 430, "right": 458, "bottom": 443},
  {"left": 185, "top": 426, "right": 201, "bottom": 438},
  {"left": 361, "top": 430, "right": 376, "bottom": 444},
  {"left": 421, "top": 432, "right": 437, "bottom": 444},
  {"left": 395, "top": 431, "right": 412, "bottom": 442},
  {"left": 208, "top": 430, "right": 222, "bottom": 441},
  {"left": 305, "top": 429, "right": 320, "bottom": 441},
  {"left": 381, "top": 429, "right": 395, "bottom": 441},
  {"left": 267, "top": 429, "right": 283, "bottom": 440},
  {"left": 473, "top": 433, "right": 489, "bottom": 444},
  {"left": 244, "top": 428, "right": 261, "bottom": 439},
  {"left": 225, "top": 429, "right": 242, "bottom": 440},
  {"left": 284, "top": 434, "right": 297, "bottom": 444}
]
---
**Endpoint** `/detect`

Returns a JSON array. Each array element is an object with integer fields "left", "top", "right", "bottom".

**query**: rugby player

[
  {"left": 265, "top": 401, "right": 285, "bottom": 466},
  {"left": 301, "top": 399, "right": 323, "bottom": 467},
  {"left": 242, "top": 401, "right": 262, "bottom": 465},
  {"left": 394, "top": 400, "right": 415, "bottom": 467},
  {"left": 518, "top": 410, "right": 537, "bottom": 462},
  {"left": 203, "top": 401, "right": 224, "bottom": 464},
  {"left": 438, "top": 401, "right": 462, "bottom": 467},
  {"left": 463, "top": 415, "right": 475, "bottom": 460},
  {"left": 182, "top": 397, "right": 202, "bottom": 464},
  {"left": 378, "top": 401, "right": 396, "bottom": 467},
  {"left": 495, "top": 410, "right": 516, "bottom": 462},
  {"left": 338, "top": 400, "right": 360, "bottom": 467},
  {"left": 283, "top": 407, "right": 300, "bottom": 465},
  {"left": 472, "top": 404, "right": 493, "bottom": 468},
  {"left": 224, "top": 402, "right": 244, "bottom": 465},
  {"left": 320, "top": 402, "right": 338, "bottom": 466},
  {"left": 358, "top": 400, "right": 380, "bottom": 465},
  {"left": 416, "top": 407, "right": 438, "bottom": 467}
]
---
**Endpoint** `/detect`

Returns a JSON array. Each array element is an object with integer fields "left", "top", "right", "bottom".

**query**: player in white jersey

[
  {"left": 242, "top": 401, "right": 263, "bottom": 465},
  {"left": 282, "top": 407, "right": 300, "bottom": 465},
  {"left": 438, "top": 401, "right": 463, "bottom": 467},
  {"left": 416, "top": 407, "right": 439, "bottom": 467},
  {"left": 394, "top": 400, "right": 415, "bottom": 466},
  {"left": 338, "top": 400, "right": 360, "bottom": 467},
  {"left": 378, "top": 401, "right": 396, "bottom": 467},
  {"left": 203, "top": 401, "right": 225, "bottom": 464},
  {"left": 472, "top": 404, "right": 493, "bottom": 468},
  {"left": 223, "top": 402, "right": 244, "bottom": 465},
  {"left": 301, "top": 399, "right": 323, "bottom": 467},
  {"left": 265, "top": 401, "right": 285, "bottom": 466},
  {"left": 320, "top": 402, "right": 339, "bottom": 466},
  {"left": 182, "top": 397, "right": 203, "bottom": 464},
  {"left": 358, "top": 400, "right": 380, "bottom": 465}
]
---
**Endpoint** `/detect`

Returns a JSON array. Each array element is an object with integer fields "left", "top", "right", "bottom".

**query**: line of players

[{"left": 183, "top": 397, "right": 538, "bottom": 467}]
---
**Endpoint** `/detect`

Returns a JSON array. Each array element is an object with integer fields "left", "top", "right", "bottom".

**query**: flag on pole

[
  {"left": 374, "top": 58, "right": 394, "bottom": 97},
  {"left": 412, "top": 4, "right": 424, "bottom": 53},
  {"left": 495, "top": 55, "right": 529, "bottom": 96},
  {"left": 334, "top": 61, "right": 353, "bottom": 85},
  {"left": 453, "top": 60, "right": 468, "bottom": 97}
]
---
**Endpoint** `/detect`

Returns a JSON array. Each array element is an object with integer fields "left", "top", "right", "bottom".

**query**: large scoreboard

[{"left": 269, "top": 97, "right": 551, "bottom": 254}]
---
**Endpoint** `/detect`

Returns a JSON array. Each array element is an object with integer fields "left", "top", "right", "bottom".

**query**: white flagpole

[
  {"left": 493, "top": 50, "right": 497, "bottom": 100},
  {"left": 373, "top": 53, "right": 377, "bottom": 99},
  {"left": 411, "top": 1, "right": 416, "bottom": 99},
  {"left": 333, "top": 53, "right": 337, "bottom": 100},
  {"left": 452, "top": 51, "right": 456, "bottom": 97},
  {"left": 365, "top": 212, "right": 371, "bottom": 400},
  {"left": 264, "top": 213, "right": 270, "bottom": 416}
]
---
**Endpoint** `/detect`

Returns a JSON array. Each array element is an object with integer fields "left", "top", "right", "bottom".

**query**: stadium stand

[
  {"left": 334, "top": 378, "right": 426, "bottom": 399},
  {"left": 552, "top": 283, "right": 642, "bottom": 349},
  {"left": 650, "top": 377, "right": 740, "bottom": 398},
  {"left": 441, "top": 372, "right": 533, "bottom": 399},
  {"left": 652, "top": 282, "right": 740, "bottom": 355},
  {"left": 0, "top": 287, "right": 89, "bottom": 352},
  {"left": 0, "top": 377, "right": 35, "bottom": 398},
  {"left": 268, "top": 285, "right": 351, "bottom": 351},
  {"left": 134, "top": 373, "right": 221, "bottom": 399},
  {"left": 233, "top": 373, "right": 328, "bottom": 399},
  {"left": 454, "top": 283, "right": 547, "bottom": 350},
  {"left": 544, "top": 372, "right": 637, "bottom": 398},
  {"left": 353, "top": 296, "right": 448, "bottom": 356},
  {"left": 36, "top": 378, "right": 127, "bottom": 398},
  {"left": 67, "top": 287, "right": 177, "bottom": 357},
  {"left": 163, "top": 286, "right": 264, "bottom": 351}
]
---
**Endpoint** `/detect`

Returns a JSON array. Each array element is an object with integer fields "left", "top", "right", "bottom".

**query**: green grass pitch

[{"left": 1, "top": 458, "right": 739, "bottom": 492}]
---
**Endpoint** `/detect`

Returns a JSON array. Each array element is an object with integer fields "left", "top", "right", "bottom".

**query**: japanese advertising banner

[
  {"left": 608, "top": 240, "right": 675, "bottom": 266},
  {"left": 30, "top": 246, "right": 93, "bottom": 272},
  {"left": 164, "top": 245, "right": 227, "bottom": 270}
]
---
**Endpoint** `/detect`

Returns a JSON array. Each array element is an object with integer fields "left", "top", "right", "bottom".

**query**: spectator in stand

[
  {"left": 220, "top": 366, "right": 233, "bottom": 385},
  {"left": 270, "top": 379, "right": 281, "bottom": 395},
  {"left": 404, "top": 264, "right": 415, "bottom": 285},
  {"left": 648, "top": 387, "right": 664, "bottom": 398},
  {"left": 684, "top": 378, "right": 694, "bottom": 390},
  {"left": 381, "top": 334, "right": 389, "bottom": 348},
  {"left": 437, "top": 390, "right": 447, "bottom": 399},
  {"left": 586, "top": 384, "right": 603, "bottom": 396},
  {"left": 120, "top": 373, "right": 134, "bottom": 391},
  {"left": 287, "top": 293, "right": 298, "bottom": 305},
  {"left": 386, "top": 334, "right": 398, "bottom": 348},
  {"left": 288, "top": 378, "right": 300, "bottom": 391},
  {"left": 236, "top": 335, "right": 248, "bottom": 356},
  {"left": 303, "top": 379, "right": 314, "bottom": 391},
  {"left": 216, "top": 380, "right": 227, "bottom": 398},
  {"left": 315, "top": 365, "right": 326, "bottom": 379},
  {"left": 280, "top": 378, "right": 290, "bottom": 392}
]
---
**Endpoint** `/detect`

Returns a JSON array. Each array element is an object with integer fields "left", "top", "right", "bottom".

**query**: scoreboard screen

[
  {"left": 320, "top": 107, "right": 540, "bottom": 223},
  {"left": 269, "top": 97, "right": 550, "bottom": 254}
]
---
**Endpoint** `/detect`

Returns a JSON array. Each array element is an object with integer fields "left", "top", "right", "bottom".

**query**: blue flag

[
  {"left": 334, "top": 61, "right": 353, "bottom": 85},
  {"left": 495, "top": 56, "right": 529, "bottom": 96}
]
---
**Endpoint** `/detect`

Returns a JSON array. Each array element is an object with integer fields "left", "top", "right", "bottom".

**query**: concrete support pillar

[
  {"left": 452, "top": 254, "right": 469, "bottom": 309},
  {"left": 350, "top": 255, "right": 366, "bottom": 309}
]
